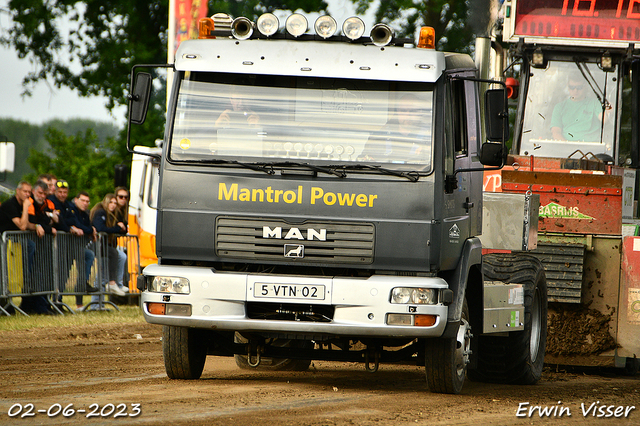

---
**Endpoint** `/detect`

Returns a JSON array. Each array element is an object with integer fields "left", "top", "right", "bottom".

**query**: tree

[
  {"left": 2, "top": 0, "right": 330, "bottom": 163},
  {"left": 1, "top": 0, "right": 328, "bottom": 118},
  {"left": 27, "top": 127, "right": 122, "bottom": 204},
  {"left": 0, "top": 118, "right": 118, "bottom": 188},
  {"left": 1, "top": 0, "right": 170, "bottom": 163},
  {"left": 351, "top": 0, "right": 489, "bottom": 53}
]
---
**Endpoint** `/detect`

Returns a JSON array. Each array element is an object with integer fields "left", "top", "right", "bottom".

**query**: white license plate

[{"left": 254, "top": 283, "right": 326, "bottom": 300}]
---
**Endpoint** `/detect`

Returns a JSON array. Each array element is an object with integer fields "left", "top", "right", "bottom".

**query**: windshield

[
  {"left": 519, "top": 61, "right": 617, "bottom": 159},
  {"left": 170, "top": 72, "right": 434, "bottom": 170}
]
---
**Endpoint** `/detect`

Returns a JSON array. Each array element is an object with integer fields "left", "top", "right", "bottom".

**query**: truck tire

[
  {"left": 234, "top": 333, "right": 312, "bottom": 371},
  {"left": 424, "top": 300, "right": 471, "bottom": 394},
  {"left": 163, "top": 326, "right": 207, "bottom": 380},
  {"left": 468, "top": 253, "right": 547, "bottom": 385}
]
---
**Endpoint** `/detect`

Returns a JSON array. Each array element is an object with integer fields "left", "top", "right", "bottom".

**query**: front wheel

[
  {"left": 163, "top": 326, "right": 207, "bottom": 379},
  {"left": 424, "top": 301, "right": 471, "bottom": 394},
  {"left": 468, "top": 254, "right": 548, "bottom": 385}
]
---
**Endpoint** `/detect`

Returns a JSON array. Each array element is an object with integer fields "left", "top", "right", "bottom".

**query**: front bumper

[{"left": 141, "top": 264, "right": 450, "bottom": 339}]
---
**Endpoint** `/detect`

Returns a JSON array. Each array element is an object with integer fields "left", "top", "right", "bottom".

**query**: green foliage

[
  {"left": 3, "top": 0, "right": 168, "bottom": 110},
  {"left": 0, "top": 119, "right": 44, "bottom": 185},
  {"left": 2, "top": 0, "right": 331, "bottom": 158},
  {"left": 2, "top": 0, "right": 169, "bottom": 147},
  {"left": 0, "top": 118, "right": 119, "bottom": 188},
  {"left": 26, "top": 127, "right": 123, "bottom": 205},
  {"left": 352, "top": 0, "right": 475, "bottom": 53}
]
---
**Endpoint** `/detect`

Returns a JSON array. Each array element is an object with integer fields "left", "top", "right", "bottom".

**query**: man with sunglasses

[{"left": 550, "top": 75, "right": 605, "bottom": 142}]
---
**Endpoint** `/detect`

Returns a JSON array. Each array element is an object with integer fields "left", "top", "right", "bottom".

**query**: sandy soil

[{"left": 0, "top": 322, "right": 638, "bottom": 426}]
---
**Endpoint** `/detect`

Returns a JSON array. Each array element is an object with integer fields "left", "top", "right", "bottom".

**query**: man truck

[{"left": 128, "top": 12, "right": 547, "bottom": 394}]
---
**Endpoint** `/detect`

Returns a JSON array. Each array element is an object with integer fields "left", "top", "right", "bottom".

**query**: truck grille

[{"left": 216, "top": 217, "right": 374, "bottom": 264}]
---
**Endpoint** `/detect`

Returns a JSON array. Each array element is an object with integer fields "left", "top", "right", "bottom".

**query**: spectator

[
  {"left": 27, "top": 181, "right": 59, "bottom": 312},
  {"left": 70, "top": 191, "right": 105, "bottom": 307},
  {"left": 26, "top": 180, "right": 58, "bottom": 314},
  {"left": 114, "top": 186, "right": 130, "bottom": 226},
  {"left": 0, "top": 181, "right": 32, "bottom": 233},
  {"left": 28, "top": 180, "right": 58, "bottom": 236},
  {"left": 69, "top": 191, "right": 95, "bottom": 239},
  {"left": 0, "top": 181, "right": 37, "bottom": 313},
  {"left": 37, "top": 173, "right": 57, "bottom": 196},
  {"left": 114, "top": 186, "right": 130, "bottom": 290},
  {"left": 48, "top": 180, "right": 98, "bottom": 309},
  {"left": 90, "top": 194, "right": 126, "bottom": 296}
]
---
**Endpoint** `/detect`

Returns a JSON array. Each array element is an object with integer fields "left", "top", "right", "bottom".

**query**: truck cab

[{"left": 129, "top": 12, "right": 546, "bottom": 394}]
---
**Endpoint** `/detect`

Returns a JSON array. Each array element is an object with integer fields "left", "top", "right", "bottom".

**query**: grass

[{"left": 0, "top": 296, "right": 145, "bottom": 332}]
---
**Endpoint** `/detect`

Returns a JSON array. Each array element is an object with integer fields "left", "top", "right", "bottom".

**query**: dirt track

[{"left": 0, "top": 322, "right": 638, "bottom": 426}]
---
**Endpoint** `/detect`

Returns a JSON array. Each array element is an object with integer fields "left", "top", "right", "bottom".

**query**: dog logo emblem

[
  {"left": 449, "top": 224, "right": 460, "bottom": 239},
  {"left": 284, "top": 244, "right": 304, "bottom": 258}
]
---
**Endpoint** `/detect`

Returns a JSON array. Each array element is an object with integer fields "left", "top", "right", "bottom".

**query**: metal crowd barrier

[{"left": 0, "top": 231, "right": 141, "bottom": 316}]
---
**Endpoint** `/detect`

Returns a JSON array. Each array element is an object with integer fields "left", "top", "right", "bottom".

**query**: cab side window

[{"left": 444, "top": 77, "right": 469, "bottom": 178}]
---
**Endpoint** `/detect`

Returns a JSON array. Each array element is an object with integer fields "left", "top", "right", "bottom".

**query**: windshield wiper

[
  {"left": 575, "top": 60, "right": 611, "bottom": 110},
  {"left": 345, "top": 164, "right": 420, "bottom": 182},
  {"left": 193, "top": 159, "right": 275, "bottom": 175},
  {"left": 277, "top": 161, "right": 347, "bottom": 178}
]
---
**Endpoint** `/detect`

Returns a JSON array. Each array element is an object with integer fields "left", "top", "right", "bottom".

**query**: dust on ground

[{"left": 0, "top": 322, "right": 638, "bottom": 426}]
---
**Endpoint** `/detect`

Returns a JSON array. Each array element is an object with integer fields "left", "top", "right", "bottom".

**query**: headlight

[
  {"left": 149, "top": 276, "right": 190, "bottom": 294},
  {"left": 390, "top": 288, "right": 437, "bottom": 304}
]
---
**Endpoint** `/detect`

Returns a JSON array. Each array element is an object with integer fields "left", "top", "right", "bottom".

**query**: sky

[
  {"left": 0, "top": 0, "right": 126, "bottom": 126},
  {"left": 0, "top": 1, "right": 375, "bottom": 128}
]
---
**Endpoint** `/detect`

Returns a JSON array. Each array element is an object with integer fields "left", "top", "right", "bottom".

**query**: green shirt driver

[{"left": 550, "top": 78, "right": 604, "bottom": 142}]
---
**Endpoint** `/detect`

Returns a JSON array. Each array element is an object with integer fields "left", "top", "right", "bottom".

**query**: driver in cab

[
  {"left": 215, "top": 91, "right": 260, "bottom": 128},
  {"left": 550, "top": 75, "right": 609, "bottom": 141},
  {"left": 359, "top": 94, "right": 430, "bottom": 162}
]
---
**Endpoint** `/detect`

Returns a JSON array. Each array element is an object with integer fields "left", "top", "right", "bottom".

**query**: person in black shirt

[
  {"left": 0, "top": 181, "right": 47, "bottom": 314},
  {"left": 48, "top": 180, "right": 98, "bottom": 308}
]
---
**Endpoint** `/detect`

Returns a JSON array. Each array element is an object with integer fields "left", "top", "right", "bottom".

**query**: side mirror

[
  {"left": 485, "top": 88, "right": 508, "bottom": 142},
  {"left": 130, "top": 72, "right": 152, "bottom": 125},
  {"left": 479, "top": 142, "right": 504, "bottom": 167}
]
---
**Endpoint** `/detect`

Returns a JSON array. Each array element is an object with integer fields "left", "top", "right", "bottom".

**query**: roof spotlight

[
  {"left": 257, "top": 13, "right": 279, "bottom": 37},
  {"left": 314, "top": 15, "right": 337, "bottom": 39},
  {"left": 531, "top": 47, "right": 547, "bottom": 68},
  {"left": 342, "top": 16, "right": 365, "bottom": 40},
  {"left": 285, "top": 13, "right": 308, "bottom": 37}
]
